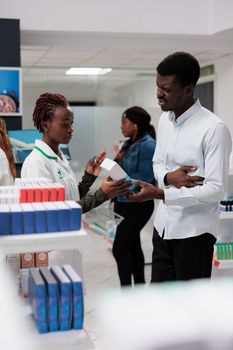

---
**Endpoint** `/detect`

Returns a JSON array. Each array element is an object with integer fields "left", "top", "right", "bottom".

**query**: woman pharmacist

[
  {"left": 21, "top": 92, "right": 128, "bottom": 272},
  {"left": 21, "top": 92, "right": 128, "bottom": 210}
]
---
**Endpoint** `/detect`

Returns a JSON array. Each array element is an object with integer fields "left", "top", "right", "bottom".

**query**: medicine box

[
  {"left": 21, "top": 203, "right": 35, "bottom": 234},
  {"left": 0, "top": 204, "right": 10, "bottom": 235},
  {"left": 65, "top": 201, "right": 82, "bottom": 230},
  {"left": 39, "top": 267, "right": 59, "bottom": 332},
  {"left": 35, "top": 252, "right": 49, "bottom": 267},
  {"left": 50, "top": 265, "right": 72, "bottom": 331},
  {"left": 32, "top": 203, "right": 46, "bottom": 233},
  {"left": 63, "top": 264, "right": 84, "bottom": 330},
  {"left": 10, "top": 203, "right": 23, "bottom": 235},
  {"left": 28, "top": 268, "right": 47, "bottom": 333},
  {"left": 54, "top": 202, "right": 71, "bottom": 231},
  {"left": 20, "top": 252, "right": 35, "bottom": 268},
  {"left": 43, "top": 202, "right": 59, "bottom": 232}
]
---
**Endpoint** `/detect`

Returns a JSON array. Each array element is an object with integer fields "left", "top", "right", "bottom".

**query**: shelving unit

[
  {"left": 0, "top": 229, "right": 90, "bottom": 258},
  {"left": 213, "top": 259, "right": 233, "bottom": 269},
  {"left": 0, "top": 229, "right": 95, "bottom": 349},
  {"left": 214, "top": 169, "right": 233, "bottom": 269},
  {"left": 22, "top": 302, "right": 95, "bottom": 350},
  {"left": 32, "top": 329, "right": 95, "bottom": 350},
  {"left": 220, "top": 211, "right": 233, "bottom": 220}
]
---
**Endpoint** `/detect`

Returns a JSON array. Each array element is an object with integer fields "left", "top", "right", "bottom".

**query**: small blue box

[
  {"left": 55, "top": 202, "right": 71, "bottom": 231},
  {"left": 21, "top": 203, "right": 35, "bottom": 234},
  {"left": 50, "top": 265, "right": 72, "bottom": 331},
  {"left": 10, "top": 204, "right": 23, "bottom": 235},
  {"left": 124, "top": 175, "right": 141, "bottom": 194},
  {"left": 39, "top": 267, "right": 59, "bottom": 332},
  {"left": 63, "top": 264, "right": 84, "bottom": 330},
  {"left": 32, "top": 203, "right": 46, "bottom": 233},
  {"left": 28, "top": 268, "right": 47, "bottom": 333},
  {"left": 43, "top": 202, "right": 59, "bottom": 232},
  {"left": 65, "top": 201, "right": 82, "bottom": 230},
  {"left": 0, "top": 204, "right": 10, "bottom": 235}
]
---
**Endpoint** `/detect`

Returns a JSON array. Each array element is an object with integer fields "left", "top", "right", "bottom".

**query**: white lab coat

[
  {"left": 21, "top": 139, "right": 79, "bottom": 200},
  {"left": 21, "top": 140, "right": 84, "bottom": 281},
  {"left": 0, "top": 148, "right": 14, "bottom": 186}
]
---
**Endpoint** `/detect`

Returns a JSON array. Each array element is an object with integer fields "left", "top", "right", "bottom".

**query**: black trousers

[
  {"left": 151, "top": 228, "right": 216, "bottom": 282},
  {"left": 113, "top": 201, "right": 154, "bottom": 286}
]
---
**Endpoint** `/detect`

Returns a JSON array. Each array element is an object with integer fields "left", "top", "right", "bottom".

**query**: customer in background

[
  {"left": 128, "top": 52, "right": 232, "bottom": 282},
  {"left": 112, "top": 106, "right": 156, "bottom": 286},
  {"left": 21, "top": 92, "right": 128, "bottom": 212},
  {"left": 0, "top": 118, "right": 16, "bottom": 185}
]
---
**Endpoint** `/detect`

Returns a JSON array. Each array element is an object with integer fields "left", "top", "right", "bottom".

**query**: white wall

[
  {"left": 99, "top": 80, "right": 156, "bottom": 108},
  {"left": 2, "top": 0, "right": 210, "bottom": 35},
  {"left": 3, "top": 0, "right": 233, "bottom": 35},
  {"left": 211, "top": 0, "right": 233, "bottom": 33},
  {"left": 214, "top": 54, "right": 233, "bottom": 134}
]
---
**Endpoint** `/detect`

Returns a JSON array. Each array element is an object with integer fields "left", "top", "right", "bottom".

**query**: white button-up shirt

[
  {"left": 21, "top": 140, "right": 79, "bottom": 201},
  {"left": 153, "top": 99, "right": 232, "bottom": 239}
]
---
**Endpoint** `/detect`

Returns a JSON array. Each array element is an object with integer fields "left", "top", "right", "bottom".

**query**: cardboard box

[
  {"left": 35, "top": 252, "right": 49, "bottom": 267},
  {"left": 20, "top": 252, "right": 35, "bottom": 268},
  {"left": 6, "top": 254, "right": 21, "bottom": 273}
]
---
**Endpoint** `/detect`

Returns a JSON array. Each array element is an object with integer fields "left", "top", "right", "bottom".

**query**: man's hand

[
  {"left": 100, "top": 176, "right": 129, "bottom": 199},
  {"left": 165, "top": 166, "right": 204, "bottom": 188},
  {"left": 128, "top": 180, "right": 164, "bottom": 202}
]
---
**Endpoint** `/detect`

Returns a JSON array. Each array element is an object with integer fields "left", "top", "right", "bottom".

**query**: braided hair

[
  {"left": 0, "top": 118, "right": 16, "bottom": 178},
  {"left": 33, "top": 92, "right": 69, "bottom": 132}
]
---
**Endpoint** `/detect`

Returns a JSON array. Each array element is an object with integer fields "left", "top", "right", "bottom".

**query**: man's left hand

[{"left": 128, "top": 180, "right": 164, "bottom": 202}]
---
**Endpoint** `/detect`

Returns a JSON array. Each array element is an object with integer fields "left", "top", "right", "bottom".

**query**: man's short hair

[{"left": 156, "top": 52, "right": 200, "bottom": 87}]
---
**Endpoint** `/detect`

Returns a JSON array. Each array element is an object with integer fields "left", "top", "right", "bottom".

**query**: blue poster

[{"left": 0, "top": 68, "right": 21, "bottom": 115}]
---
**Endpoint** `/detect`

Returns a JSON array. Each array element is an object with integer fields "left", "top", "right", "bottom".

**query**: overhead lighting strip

[{"left": 65, "top": 67, "right": 112, "bottom": 76}]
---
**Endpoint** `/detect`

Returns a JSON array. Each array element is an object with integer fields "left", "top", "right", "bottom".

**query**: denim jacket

[{"left": 116, "top": 132, "right": 156, "bottom": 202}]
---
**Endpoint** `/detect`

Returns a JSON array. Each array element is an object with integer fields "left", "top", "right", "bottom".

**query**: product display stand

[
  {"left": 0, "top": 229, "right": 95, "bottom": 349},
  {"left": 213, "top": 259, "right": 233, "bottom": 269},
  {"left": 220, "top": 212, "right": 233, "bottom": 220},
  {"left": 23, "top": 303, "right": 95, "bottom": 350},
  {"left": 0, "top": 229, "right": 90, "bottom": 258},
  {"left": 213, "top": 174, "right": 233, "bottom": 273}
]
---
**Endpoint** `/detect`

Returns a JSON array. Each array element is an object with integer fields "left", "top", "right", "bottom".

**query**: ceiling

[{"left": 21, "top": 29, "right": 233, "bottom": 88}]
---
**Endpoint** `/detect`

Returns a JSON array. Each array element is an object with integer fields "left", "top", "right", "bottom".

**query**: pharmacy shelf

[
  {"left": 0, "top": 229, "right": 90, "bottom": 256},
  {"left": 33, "top": 328, "right": 95, "bottom": 350},
  {"left": 219, "top": 211, "right": 233, "bottom": 219},
  {"left": 2, "top": 229, "right": 94, "bottom": 350},
  {"left": 213, "top": 259, "right": 233, "bottom": 269},
  {"left": 20, "top": 303, "right": 94, "bottom": 350}
]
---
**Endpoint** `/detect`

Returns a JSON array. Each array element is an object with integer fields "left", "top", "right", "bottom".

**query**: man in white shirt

[{"left": 129, "top": 52, "right": 232, "bottom": 281}]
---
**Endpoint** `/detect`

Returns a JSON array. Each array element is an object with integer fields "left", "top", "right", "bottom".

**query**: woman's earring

[{"left": 134, "top": 124, "right": 137, "bottom": 130}]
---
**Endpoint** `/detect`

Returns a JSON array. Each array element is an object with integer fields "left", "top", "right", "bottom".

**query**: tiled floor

[{"left": 82, "top": 231, "right": 152, "bottom": 349}]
